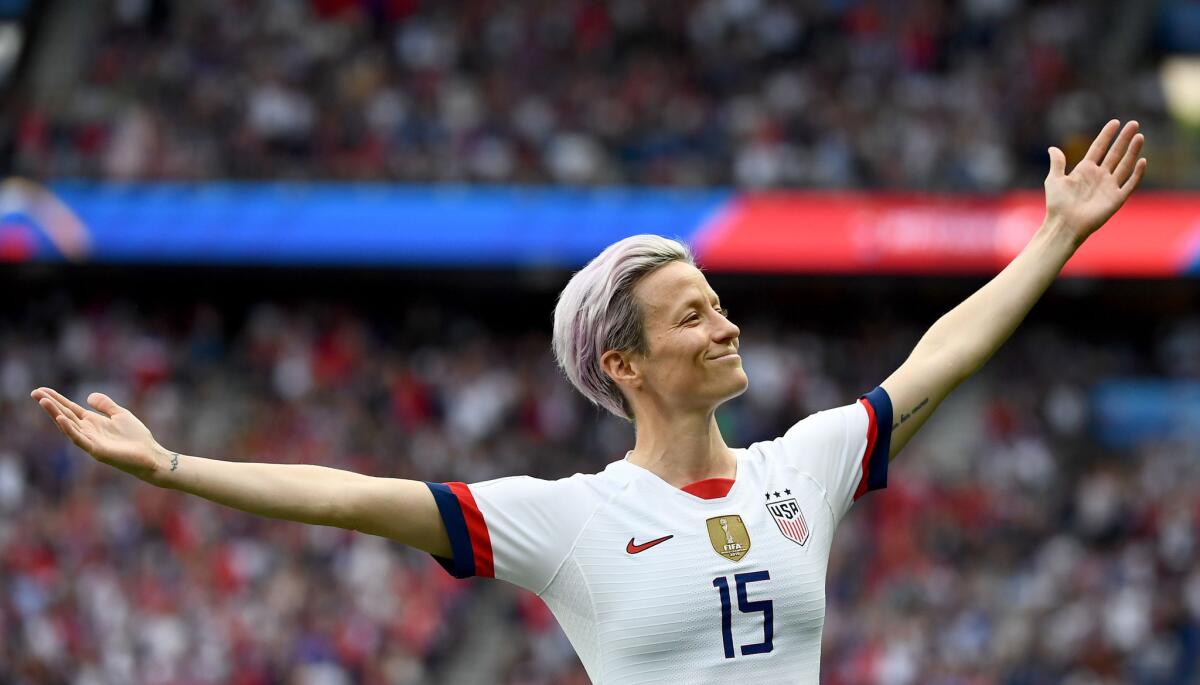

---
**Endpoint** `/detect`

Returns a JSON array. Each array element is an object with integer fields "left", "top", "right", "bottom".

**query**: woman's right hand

[{"left": 31, "top": 387, "right": 167, "bottom": 483}]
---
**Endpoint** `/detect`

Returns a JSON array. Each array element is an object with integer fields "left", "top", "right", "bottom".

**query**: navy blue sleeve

[
  {"left": 424, "top": 482, "right": 478, "bottom": 579},
  {"left": 857, "top": 385, "right": 893, "bottom": 495}
]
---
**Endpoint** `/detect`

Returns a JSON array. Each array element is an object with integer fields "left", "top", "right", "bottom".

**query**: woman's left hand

[{"left": 1044, "top": 119, "right": 1147, "bottom": 247}]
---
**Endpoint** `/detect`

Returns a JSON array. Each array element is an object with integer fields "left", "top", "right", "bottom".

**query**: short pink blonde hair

[{"left": 552, "top": 234, "right": 694, "bottom": 421}]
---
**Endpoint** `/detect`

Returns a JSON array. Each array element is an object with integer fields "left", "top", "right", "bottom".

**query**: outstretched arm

[
  {"left": 881, "top": 119, "right": 1147, "bottom": 460},
  {"left": 30, "top": 387, "right": 451, "bottom": 556}
]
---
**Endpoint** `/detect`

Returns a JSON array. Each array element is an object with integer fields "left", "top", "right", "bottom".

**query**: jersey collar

[{"left": 615, "top": 450, "right": 743, "bottom": 502}]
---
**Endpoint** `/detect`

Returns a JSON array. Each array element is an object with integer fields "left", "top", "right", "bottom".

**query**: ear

[{"left": 600, "top": 349, "right": 641, "bottom": 390}]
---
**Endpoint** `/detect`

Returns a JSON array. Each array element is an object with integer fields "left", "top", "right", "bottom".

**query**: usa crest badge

[
  {"left": 706, "top": 515, "right": 751, "bottom": 562},
  {"left": 766, "top": 493, "right": 809, "bottom": 546}
]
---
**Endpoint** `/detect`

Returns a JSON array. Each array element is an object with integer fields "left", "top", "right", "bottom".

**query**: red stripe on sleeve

[
  {"left": 854, "top": 398, "right": 879, "bottom": 501},
  {"left": 446, "top": 482, "right": 495, "bottom": 578}
]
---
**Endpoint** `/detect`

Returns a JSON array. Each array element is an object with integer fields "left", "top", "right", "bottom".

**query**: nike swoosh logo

[{"left": 626, "top": 534, "right": 674, "bottom": 554}]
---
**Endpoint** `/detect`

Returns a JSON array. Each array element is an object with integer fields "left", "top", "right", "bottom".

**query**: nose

[{"left": 713, "top": 309, "right": 739, "bottom": 344}]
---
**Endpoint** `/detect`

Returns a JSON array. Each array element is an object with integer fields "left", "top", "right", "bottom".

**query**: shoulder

[
  {"left": 427, "top": 464, "right": 626, "bottom": 585},
  {"left": 470, "top": 463, "right": 628, "bottom": 509},
  {"left": 745, "top": 402, "right": 868, "bottom": 458}
]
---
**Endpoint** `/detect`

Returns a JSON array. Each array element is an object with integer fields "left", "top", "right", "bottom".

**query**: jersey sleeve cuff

[
  {"left": 853, "top": 386, "right": 893, "bottom": 501},
  {"left": 424, "top": 482, "right": 495, "bottom": 579}
]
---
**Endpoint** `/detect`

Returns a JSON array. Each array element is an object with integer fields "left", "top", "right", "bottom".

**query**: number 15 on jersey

[{"left": 712, "top": 570, "right": 773, "bottom": 658}]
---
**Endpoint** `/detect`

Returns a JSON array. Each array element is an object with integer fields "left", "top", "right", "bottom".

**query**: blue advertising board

[{"left": 0, "top": 179, "right": 731, "bottom": 267}]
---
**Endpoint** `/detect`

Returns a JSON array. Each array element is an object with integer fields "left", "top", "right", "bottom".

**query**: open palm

[
  {"left": 1045, "top": 119, "right": 1147, "bottom": 246},
  {"left": 31, "top": 387, "right": 164, "bottom": 482}
]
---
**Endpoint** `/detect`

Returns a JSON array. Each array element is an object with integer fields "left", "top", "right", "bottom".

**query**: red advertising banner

[{"left": 694, "top": 192, "right": 1200, "bottom": 277}]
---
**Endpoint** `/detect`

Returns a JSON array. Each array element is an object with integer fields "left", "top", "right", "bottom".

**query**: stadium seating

[
  {"left": 11, "top": 1, "right": 1186, "bottom": 189},
  {"left": 4, "top": 292, "right": 1198, "bottom": 683}
]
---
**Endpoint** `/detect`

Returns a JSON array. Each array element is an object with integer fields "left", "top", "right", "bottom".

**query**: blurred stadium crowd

[
  {"left": 2, "top": 292, "right": 1198, "bottom": 684},
  {"left": 5, "top": 1, "right": 1200, "bottom": 683},
  {"left": 12, "top": 0, "right": 1195, "bottom": 189}
]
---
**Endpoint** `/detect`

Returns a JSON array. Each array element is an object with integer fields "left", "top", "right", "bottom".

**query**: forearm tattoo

[
  {"left": 893, "top": 397, "right": 929, "bottom": 430},
  {"left": 169, "top": 451, "right": 180, "bottom": 471}
]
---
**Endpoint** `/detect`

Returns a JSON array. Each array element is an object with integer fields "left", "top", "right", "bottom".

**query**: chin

[
  {"left": 729, "top": 372, "right": 750, "bottom": 399},
  {"left": 713, "top": 372, "right": 750, "bottom": 404},
  {"left": 681, "top": 371, "right": 750, "bottom": 411}
]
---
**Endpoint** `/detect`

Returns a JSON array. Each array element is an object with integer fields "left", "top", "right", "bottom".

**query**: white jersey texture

[{"left": 424, "top": 386, "right": 892, "bottom": 684}]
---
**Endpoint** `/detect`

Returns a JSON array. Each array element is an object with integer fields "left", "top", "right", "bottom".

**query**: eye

[{"left": 716, "top": 306, "right": 729, "bottom": 318}]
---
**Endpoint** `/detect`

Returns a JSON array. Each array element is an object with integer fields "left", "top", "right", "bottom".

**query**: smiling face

[{"left": 603, "top": 260, "right": 749, "bottom": 418}]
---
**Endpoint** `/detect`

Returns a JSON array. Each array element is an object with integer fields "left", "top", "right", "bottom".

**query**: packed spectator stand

[
  {"left": 11, "top": 0, "right": 1196, "bottom": 189},
  {"left": 2, "top": 279, "right": 1198, "bottom": 683},
  {"left": 6, "top": 0, "right": 1200, "bottom": 683}
]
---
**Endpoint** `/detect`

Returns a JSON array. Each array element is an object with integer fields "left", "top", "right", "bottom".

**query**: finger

[
  {"left": 88, "top": 392, "right": 126, "bottom": 418},
  {"left": 56, "top": 414, "right": 95, "bottom": 452},
  {"left": 1114, "top": 133, "right": 1144, "bottom": 185},
  {"left": 38, "top": 396, "right": 78, "bottom": 426},
  {"left": 35, "top": 387, "right": 90, "bottom": 420},
  {"left": 1120, "top": 158, "right": 1147, "bottom": 196},
  {"left": 1100, "top": 121, "right": 1138, "bottom": 173},
  {"left": 1084, "top": 119, "right": 1121, "bottom": 165},
  {"left": 1047, "top": 146, "right": 1067, "bottom": 178}
]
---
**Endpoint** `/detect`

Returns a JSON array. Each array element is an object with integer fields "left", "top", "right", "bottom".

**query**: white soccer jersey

[{"left": 424, "top": 387, "right": 892, "bottom": 684}]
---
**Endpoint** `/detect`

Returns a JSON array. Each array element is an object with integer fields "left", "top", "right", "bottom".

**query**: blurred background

[{"left": 2, "top": 1, "right": 1200, "bottom": 684}]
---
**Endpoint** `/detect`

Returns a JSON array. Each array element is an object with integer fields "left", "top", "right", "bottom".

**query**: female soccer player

[{"left": 32, "top": 120, "right": 1146, "bottom": 682}]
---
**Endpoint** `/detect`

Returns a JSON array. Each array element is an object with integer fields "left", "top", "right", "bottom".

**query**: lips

[{"left": 707, "top": 352, "right": 740, "bottom": 361}]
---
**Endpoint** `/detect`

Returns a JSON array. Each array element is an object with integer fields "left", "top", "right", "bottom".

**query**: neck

[{"left": 625, "top": 406, "right": 735, "bottom": 488}]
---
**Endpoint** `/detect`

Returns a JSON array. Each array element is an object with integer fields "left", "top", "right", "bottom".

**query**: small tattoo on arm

[
  {"left": 893, "top": 397, "right": 929, "bottom": 430},
  {"left": 169, "top": 452, "right": 180, "bottom": 471}
]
